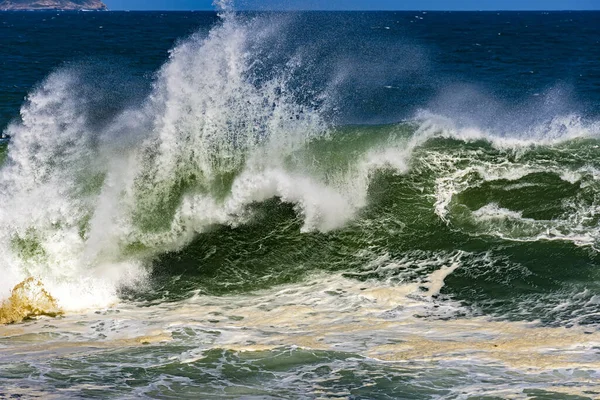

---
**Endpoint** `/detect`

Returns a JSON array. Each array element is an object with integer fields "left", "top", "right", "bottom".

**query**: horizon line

[{"left": 3, "top": 9, "right": 600, "bottom": 12}]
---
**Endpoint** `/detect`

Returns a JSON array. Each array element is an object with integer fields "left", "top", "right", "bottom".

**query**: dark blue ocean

[
  {"left": 1, "top": 10, "right": 600, "bottom": 399},
  {"left": 2, "top": 11, "right": 600, "bottom": 130}
]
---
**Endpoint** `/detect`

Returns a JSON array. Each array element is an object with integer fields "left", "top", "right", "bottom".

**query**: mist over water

[
  {"left": 1, "top": 6, "right": 600, "bottom": 399},
  {"left": 1, "top": 9, "right": 331, "bottom": 307}
]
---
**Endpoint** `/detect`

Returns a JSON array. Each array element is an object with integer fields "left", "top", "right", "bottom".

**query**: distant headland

[{"left": 0, "top": 0, "right": 108, "bottom": 10}]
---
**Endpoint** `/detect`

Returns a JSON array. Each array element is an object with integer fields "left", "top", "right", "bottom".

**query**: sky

[{"left": 103, "top": 0, "right": 600, "bottom": 11}]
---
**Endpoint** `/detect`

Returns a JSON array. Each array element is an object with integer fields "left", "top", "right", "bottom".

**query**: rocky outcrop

[
  {"left": 0, "top": 278, "right": 62, "bottom": 325},
  {"left": 0, "top": 0, "right": 108, "bottom": 10}
]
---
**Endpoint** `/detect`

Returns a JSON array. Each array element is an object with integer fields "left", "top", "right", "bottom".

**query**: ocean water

[{"left": 1, "top": 7, "right": 600, "bottom": 399}]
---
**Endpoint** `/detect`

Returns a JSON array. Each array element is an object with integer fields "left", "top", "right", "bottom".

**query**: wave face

[{"left": 1, "top": 7, "right": 600, "bottom": 399}]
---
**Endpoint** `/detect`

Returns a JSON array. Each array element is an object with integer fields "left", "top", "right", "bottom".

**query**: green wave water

[{"left": 132, "top": 122, "right": 600, "bottom": 326}]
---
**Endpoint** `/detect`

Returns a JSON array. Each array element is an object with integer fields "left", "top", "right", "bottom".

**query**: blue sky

[{"left": 103, "top": 0, "right": 600, "bottom": 11}]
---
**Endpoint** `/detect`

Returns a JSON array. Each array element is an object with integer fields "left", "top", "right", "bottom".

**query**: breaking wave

[{"left": 1, "top": 6, "right": 600, "bottom": 328}]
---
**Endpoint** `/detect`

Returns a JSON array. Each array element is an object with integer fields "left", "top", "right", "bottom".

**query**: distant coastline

[{"left": 0, "top": 0, "right": 107, "bottom": 10}]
